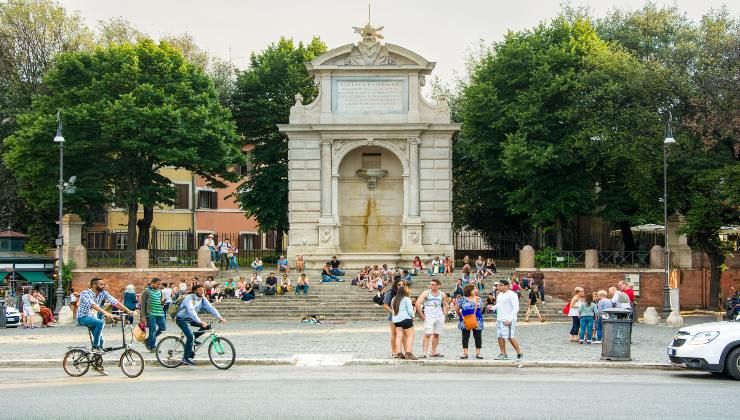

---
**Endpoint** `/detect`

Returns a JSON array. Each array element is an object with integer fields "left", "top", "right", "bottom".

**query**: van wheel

[{"left": 726, "top": 347, "right": 740, "bottom": 380}]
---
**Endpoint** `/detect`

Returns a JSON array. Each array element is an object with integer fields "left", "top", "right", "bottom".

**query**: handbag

[
  {"left": 562, "top": 302, "right": 570, "bottom": 315},
  {"left": 133, "top": 321, "right": 148, "bottom": 342},
  {"left": 31, "top": 303, "right": 41, "bottom": 313},
  {"left": 461, "top": 298, "right": 479, "bottom": 330}
]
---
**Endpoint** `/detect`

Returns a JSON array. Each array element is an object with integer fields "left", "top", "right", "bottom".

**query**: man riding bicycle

[
  {"left": 175, "top": 284, "right": 226, "bottom": 365},
  {"left": 76, "top": 278, "right": 134, "bottom": 366}
]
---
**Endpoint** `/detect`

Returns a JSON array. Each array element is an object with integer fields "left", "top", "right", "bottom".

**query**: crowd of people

[{"left": 565, "top": 280, "right": 636, "bottom": 344}]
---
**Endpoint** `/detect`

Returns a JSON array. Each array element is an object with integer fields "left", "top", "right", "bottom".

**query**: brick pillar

[
  {"left": 585, "top": 249, "right": 599, "bottom": 269},
  {"left": 135, "top": 249, "right": 149, "bottom": 269},
  {"left": 519, "top": 245, "right": 535, "bottom": 269},
  {"left": 650, "top": 245, "right": 664, "bottom": 269}
]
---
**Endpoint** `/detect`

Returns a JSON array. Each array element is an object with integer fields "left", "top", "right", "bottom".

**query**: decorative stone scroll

[{"left": 347, "top": 23, "right": 395, "bottom": 65}]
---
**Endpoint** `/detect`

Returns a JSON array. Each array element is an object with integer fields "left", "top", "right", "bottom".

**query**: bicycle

[
  {"left": 62, "top": 315, "right": 145, "bottom": 378},
  {"left": 155, "top": 322, "right": 235, "bottom": 369}
]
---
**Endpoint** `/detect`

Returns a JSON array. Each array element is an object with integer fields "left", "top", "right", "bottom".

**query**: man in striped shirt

[
  {"left": 76, "top": 278, "right": 134, "bottom": 353},
  {"left": 140, "top": 277, "right": 166, "bottom": 351}
]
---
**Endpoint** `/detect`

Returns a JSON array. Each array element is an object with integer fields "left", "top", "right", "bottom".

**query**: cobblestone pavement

[{"left": 1, "top": 316, "right": 715, "bottom": 364}]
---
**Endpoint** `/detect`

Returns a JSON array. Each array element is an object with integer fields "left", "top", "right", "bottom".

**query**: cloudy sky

[{"left": 57, "top": 0, "right": 736, "bottom": 84}]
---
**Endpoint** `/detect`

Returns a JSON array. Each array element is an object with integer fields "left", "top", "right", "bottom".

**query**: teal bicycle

[{"left": 155, "top": 322, "right": 235, "bottom": 369}]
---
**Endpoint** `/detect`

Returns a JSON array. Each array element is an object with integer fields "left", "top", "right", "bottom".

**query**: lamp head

[
  {"left": 53, "top": 126, "right": 65, "bottom": 143},
  {"left": 664, "top": 136, "right": 675, "bottom": 145}
]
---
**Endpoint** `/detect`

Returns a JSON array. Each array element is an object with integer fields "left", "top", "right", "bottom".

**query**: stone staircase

[{"left": 210, "top": 269, "right": 567, "bottom": 321}]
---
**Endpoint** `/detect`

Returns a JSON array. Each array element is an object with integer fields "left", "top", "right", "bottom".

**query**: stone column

[
  {"left": 198, "top": 246, "right": 212, "bottom": 268},
  {"left": 320, "top": 138, "right": 333, "bottom": 218},
  {"left": 519, "top": 245, "right": 535, "bottom": 269},
  {"left": 584, "top": 249, "right": 599, "bottom": 269},
  {"left": 135, "top": 249, "right": 149, "bottom": 269},
  {"left": 408, "top": 137, "right": 421, "bottom": 217},
  {"left": 649, "top": 245, "right": 664, "bottom": 269},
  {"left": 62, "top": 214, "right": 86, "bottom": 267}
]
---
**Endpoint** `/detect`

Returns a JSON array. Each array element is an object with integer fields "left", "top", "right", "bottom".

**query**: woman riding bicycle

[{"left": 174, "top": 284, "right": 227, "bottom": 366}]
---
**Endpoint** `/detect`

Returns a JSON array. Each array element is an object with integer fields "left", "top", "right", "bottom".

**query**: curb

[{"left": 0, "top": 357, "right": 674, "bottom": 370}]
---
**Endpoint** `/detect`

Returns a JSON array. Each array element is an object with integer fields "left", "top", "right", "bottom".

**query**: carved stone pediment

[{"left": 346, "top": 23, "right": 395, "bottom": 65}]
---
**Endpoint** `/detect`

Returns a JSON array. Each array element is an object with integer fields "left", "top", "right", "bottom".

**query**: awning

[{"left": 17, "top": 271, "right": 54, "bottom": 284}]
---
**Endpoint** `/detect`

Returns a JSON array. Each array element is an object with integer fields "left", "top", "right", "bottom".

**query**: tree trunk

[
  {"left": 127, "top": 201, "right": 138, "bottom": 252},
  {"left": 136, "top": 205, "right": 154, "bottom": 250},
  {"left": 695, "top": 233, "right": 725, "bottom": 310},
  {"left": 618, "top": 220, "right": 637, "bottom": 251},
  {"left": 276, "top": 229, "right": 284, "bottom": 253},
  {"left": 555, "top": 218, "right": 563, "bottom": 250}
]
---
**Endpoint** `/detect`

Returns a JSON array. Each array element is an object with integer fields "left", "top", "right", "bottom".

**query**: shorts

[
  {"left": 424, "top": 315, "right": 445, "bottom": 335},
  {"left": 393, "top": 319, "right": 414, "bottom": 329},
  {"left": 496, "top": 320, "right": 517, "bottom": 338},
  {"left": 23, "top": 307, "right": 34, "bottom": 317}
]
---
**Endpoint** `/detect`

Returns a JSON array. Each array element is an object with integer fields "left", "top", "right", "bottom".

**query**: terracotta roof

[{"left": 0, "top": 231, "right": 29, "bottom": 238}]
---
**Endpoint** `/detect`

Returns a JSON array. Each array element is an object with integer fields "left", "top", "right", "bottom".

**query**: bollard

[{"left": 0, "top": 299, "right": 6, "bottom": 328}]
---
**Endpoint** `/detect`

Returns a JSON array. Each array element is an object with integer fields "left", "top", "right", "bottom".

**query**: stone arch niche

[{"left": 337, "top": 145, "right": 403, "bottom": 252}]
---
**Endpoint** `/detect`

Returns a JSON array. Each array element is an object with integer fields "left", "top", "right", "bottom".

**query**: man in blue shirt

[
  {"left": 76, "top": 278, "right": 134, "bottom": 358},
  {"left": 175, "top": 284, "right": 227, "bottom": 365}
]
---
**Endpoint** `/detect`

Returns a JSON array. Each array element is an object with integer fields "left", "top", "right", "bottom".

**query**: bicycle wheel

[
  {"left": 208, "top": 336, "right": 235, "bottom": 370},
  {"left": 62, "top": 349, "right": 90, "bottom": 377},
  {"left": 119, "top": 349, "right": 144, "bottom": 378},
  {"left": 156, "top": 336, "right": 185, "bottom": 368}
]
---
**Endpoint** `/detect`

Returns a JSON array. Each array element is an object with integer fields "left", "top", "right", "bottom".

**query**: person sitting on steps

[
  {"left": 322, "top": 263, "right": 341, "bottom": 282},
  {"left": 264, "top": 273, "right": 278, "bottom": 295}
]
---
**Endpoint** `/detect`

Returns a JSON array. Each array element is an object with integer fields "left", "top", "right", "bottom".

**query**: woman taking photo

[
  {"left": 391, "top": 285, "right": 417, "bottom": 360},
  {"left": 568, "top": 287, "right": 585, "bottom": 342},
  {"left": 457, "top": 284, "right": 484, "bottom": 359},
  {"left": 383, "top": 278, "right": 406, "bottom": 358}
]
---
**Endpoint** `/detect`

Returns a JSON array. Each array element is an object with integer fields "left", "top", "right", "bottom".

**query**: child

[
  {"left": 578, "top": 294, "right": 598, "bottom": 344},
  {"left": 525, "top": 285, "right": 544, "bottom": 322},
  {"left": 376, "top": 276, "right": 384, "bottom": 292}
]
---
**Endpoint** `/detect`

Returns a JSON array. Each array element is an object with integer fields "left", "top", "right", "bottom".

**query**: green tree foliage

[
  {"left": 4, "top": 40, "right": 243, "bottom": 250},
  {"left": 0, "top": 0, "right": 92, "bottom": 240},
  {"left": 231, "top": 37, "right": 327, "bottom": 245}
]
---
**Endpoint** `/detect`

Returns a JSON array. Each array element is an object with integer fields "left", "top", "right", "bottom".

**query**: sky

[{"left": 56, "top": 0, "right": 737, "bottom": 85}]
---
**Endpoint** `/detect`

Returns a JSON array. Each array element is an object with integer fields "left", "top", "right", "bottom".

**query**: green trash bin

[{"left": 601, "top": 308, "right": 632, "bottom": 361}]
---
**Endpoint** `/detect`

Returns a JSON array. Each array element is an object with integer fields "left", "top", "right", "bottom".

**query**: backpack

[{"left": 168, "top": 294, "right": 188, "bottom": 319}]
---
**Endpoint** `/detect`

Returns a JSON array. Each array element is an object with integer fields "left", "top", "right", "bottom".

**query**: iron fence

[
  {"left": 454, "top": 231, "right": 527, "bottom": 267},
  {"left": 536, "top": 250, "right": 586, "bottom": 268},
  {"left": 87, "top": 249, "right": 136, "bottom": 268},
  {"left": 149, "top": 249, "right": 198, "bottom": 267},
  {"left": 599, "top": 250, "right": 650, "bottom": 267}
]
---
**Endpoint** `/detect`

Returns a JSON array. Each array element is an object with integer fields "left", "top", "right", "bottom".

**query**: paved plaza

[{"left": 1, "top": 317, "right": 712, "bottom": 366}]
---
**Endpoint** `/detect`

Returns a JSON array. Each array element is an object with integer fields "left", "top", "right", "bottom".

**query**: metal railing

[
  {"left": 87, "top": 250, "right": 136, "bottom": 268},
  {"left": 536, "top": 250, "right": 586, "bottom": 268},
  {"left": 149, "top": 249, "right": 198, "bottom": 267},
  {"left": 599, "top": 251, "right": 650, "bottom": 267}
]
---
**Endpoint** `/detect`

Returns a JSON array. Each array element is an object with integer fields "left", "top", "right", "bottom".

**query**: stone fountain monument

[{"left": 279, "top": 22, "right": 460, "bottom": 269}]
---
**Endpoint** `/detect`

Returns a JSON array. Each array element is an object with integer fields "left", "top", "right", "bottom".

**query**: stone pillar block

[
  {"left": 71, "top": 245, "right": 87, "bottom": 269},
  {"left": 585, "top": 249, "right": 599, "bottom": 269},
  {"left": 198, "top": 246, "right": 212, "bottom": 268},
  {"left": 642, "top": 307, "right": 660, "bottom": 325},
  {"left": 61, "top": 213, "right": 85, "bottom": 264},
  {"left": 135, "top": 249, "right": 149, "bottom": 269},
  {"left": 666, "top": 310, "right": 684, "bottom": 327},
  {"left": 57, "top": 305, "right": 74, "bottom": 325},
  {"left": 649, "top": 245, "right": 664, "bottom": 269},
  {"left": 519, "top": 245, "right": 535, "bottom": 269}
]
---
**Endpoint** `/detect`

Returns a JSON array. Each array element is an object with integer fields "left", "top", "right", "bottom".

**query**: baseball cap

[{"left": 499, "top": 279, "right": 510, "bottom": 286}]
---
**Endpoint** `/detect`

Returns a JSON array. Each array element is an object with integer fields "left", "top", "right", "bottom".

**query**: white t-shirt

[
  {"left": 494, "top": 290, "right": 519, "bottom": 322},
  {"left": 161, "top": 287, "right": 173, "bottom": 303},
  {"left": 178, "top": 282, "right": 187, "bottom": 292},
  {"left": 203, "top": 238, "right": 215, "bottom": 247}
]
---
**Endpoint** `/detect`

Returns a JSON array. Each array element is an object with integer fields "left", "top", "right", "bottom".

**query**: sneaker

[
  {"left": 495, "top": 354, "right": 509, "bottom": 360},
  {"left": 181, "top": 358, "right": 196, "bottom": 366},
  {"left": 92, "top": 365, "right": 107, "bottom": 376},
  {"left": 586, "top": 340, "right": 592, "bottom": 344},
  {"left": 593, "top": 340, "right": 602, "bottom": 344},
  {"left": 475, "top": 355, "right": 484, "bottom": 360},
  {"left": 579, "top": 340, "right": 584, "bottom": 344},
  {"left": 91, "top": 347, "right": 105, "bottom": 354},
  {"left": 516, "top": 353, "right": 524, "bottom": 361},
  {"left": 459, "top": 354, "right": 468, "bottom": 359}
]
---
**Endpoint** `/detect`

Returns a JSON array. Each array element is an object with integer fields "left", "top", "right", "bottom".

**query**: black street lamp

[
  {"left": 662, "top": 111, "right": 676, "bottom": 317},
  {"left": 53, "top": 111, "right": 65, "bottom": 315}
]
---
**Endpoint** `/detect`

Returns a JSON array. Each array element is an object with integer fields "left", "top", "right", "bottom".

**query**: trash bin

[
  {"left": 0, "top": 299, "right": 6, "bottom": 328},
  {"left": 601, "top": 308, "right": 632, "bottom": 361}
]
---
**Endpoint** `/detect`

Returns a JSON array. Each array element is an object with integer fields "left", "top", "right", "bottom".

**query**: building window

[
  {"left": 85, "top": 231, "right": 109, "bottom": 249},
  {"left": 234, "top": 160, "right": 253, "bottom": 177},
  {"left": 173, "top": 184, "right": 190, "bottom": 209},
  {"left": 197, "top": 190, "right": 218, "bottom": 209},
  {"left": 239, "top": 233, "right": 261, "bottom": 250},
  {"left": 114, "top": 232, "right": 128, "bottom": 250}
]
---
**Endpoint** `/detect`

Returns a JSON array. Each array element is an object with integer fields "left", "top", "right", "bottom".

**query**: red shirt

[{"left": 623, "top": 288, "right": 635, "bottom": 303}]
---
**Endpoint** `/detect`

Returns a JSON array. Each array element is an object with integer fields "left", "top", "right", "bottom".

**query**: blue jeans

[
  {"left": 539, "top": 286, "right": 545, "bottom": 301},
  {"left": 330, "top": 268, "right": 344, "bottom": 276},
  {"left": 229, "top": 256, "right": 239, "bottom": 270},
  {"left": 596, "top": 317, "right": 603, "bottom": 341},
  {"left": 78, "top": 315, "right": 104, "bottom": 348},
  {"left": 295, "top": 284, "right": 309, "bottom": 295},
  {"left": 176, "top": 317, "right": 207, "bottom": 360},
  {"left": 579, "top": 316, "right": 594, "bottom": 341},
  {"left": 241, "top": 292, "right": 255, "bottom": 302},
  {"left": 208, "top": 247, "right": 217, "bottom": 262},
  {"left": 252, "top": 266, "right": 263, "bottom": 272},
  {"left": 322, "top": 274, "right": 338, "bottom": 282},
  {"left": 147, "top": 315, "right": 166, "bottom": 350}
]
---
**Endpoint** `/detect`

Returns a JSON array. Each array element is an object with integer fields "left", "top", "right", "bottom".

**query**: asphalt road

[{"left": 1, "top": 366, "right": 738, "bottom": 419}]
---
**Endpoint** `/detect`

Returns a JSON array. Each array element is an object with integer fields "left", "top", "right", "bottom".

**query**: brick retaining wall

[{"left": 72, "top": 268, "right": 219, "bottom": 297}]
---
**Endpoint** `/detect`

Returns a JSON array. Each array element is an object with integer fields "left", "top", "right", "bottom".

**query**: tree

[
  {"left": 96, "top": 17, "right": 146, "bottom": 45},
  {"left": 0, "top": 0, "right": 92, "bottom": 239},
  {"left": 4, "top": 40, "right": 244, "bottom": 250},
  {"left": 231, "top": 37, "right": 327, "bottom": 249}
]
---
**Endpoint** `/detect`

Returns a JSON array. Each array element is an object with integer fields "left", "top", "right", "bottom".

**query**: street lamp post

[
  {"left": 53, "top": 111, "right": 65, "bottom": 315},
  {"left": 662, "top": 112, "right": 676, "bottom": 317}
]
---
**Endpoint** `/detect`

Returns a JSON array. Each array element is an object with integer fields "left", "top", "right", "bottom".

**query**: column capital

[
  {"left": 321, "top": 138, "right": 334, "bottom": 146},
  {"left": 407, "top": 137, "right": 422, "bottom": 146}
]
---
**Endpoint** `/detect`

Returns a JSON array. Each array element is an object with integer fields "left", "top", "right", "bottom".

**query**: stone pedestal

[
  {"left": 198, "top": 246, "right": 212, "bottom": 268},
  {"left": 649, "top": 245, "right": 664, "bottom": 269},
  {"left": 57, "top": 305, "right": 74, "bottom": 325},
  {"left": 61, "top": 214, "right": 85, "bottom": 264},
  {"left": 642, "top": 307, "right": 660, "bottom": 325},
  {"left": 667, "top": 213, "right": 693, "bottom": 269},
  {"left": 585, "top": 249, "right": 599, "bottom": 269},
  {"left": 519, "top": 245, "right": 535, "bottom": 269},
  {"left": 135, "top": 249, "right": 149, "bottom": 269}
]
